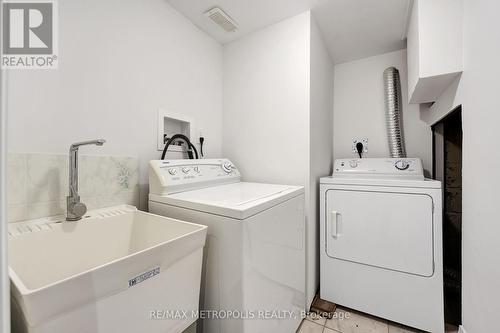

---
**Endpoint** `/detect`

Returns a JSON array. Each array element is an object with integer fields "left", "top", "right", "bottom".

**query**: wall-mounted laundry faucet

[{"left": 66, "top": 139, "right": 106, "bottom": 221}]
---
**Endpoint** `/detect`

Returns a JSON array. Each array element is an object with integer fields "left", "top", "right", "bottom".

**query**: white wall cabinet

[{"left": 407, "top": 0, "right": 463, "bottom": 104}]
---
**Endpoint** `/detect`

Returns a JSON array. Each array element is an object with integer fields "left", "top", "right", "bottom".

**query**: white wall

[
  {"left": 0, "top": 0, "right": 10, "bottom": 327},
  {"left": 6, "top": 0, "right": 223, "bottom": 208},
  {"left": 223, "top": 11, "right": 334, "bottom": 308},
  {"left": 309, "top": 17, "right": 334, "bottom": 307},
  {"left": 333, "top": 50, "right": 432, "bottom": 174},
  {"left": 420, "top": 1, "right": 500, "bottom": 331},
  {"left": 223, "top": 12, "right": 311, "bottom": 186},
  {"left": 222, "top": 11, "right": 311, "bottom": 304},
  {"left": 407, "top": 2, "right": 420, "bottom": 103}
]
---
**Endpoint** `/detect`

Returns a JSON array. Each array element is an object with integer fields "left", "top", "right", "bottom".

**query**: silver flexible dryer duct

[{"left": 383, "top": 67, "right": 406, "bottom": 158}]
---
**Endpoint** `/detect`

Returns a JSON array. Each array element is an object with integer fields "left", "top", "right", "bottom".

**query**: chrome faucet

[{"left": 66, "top": 139, "right": 106, "bottom": 221}]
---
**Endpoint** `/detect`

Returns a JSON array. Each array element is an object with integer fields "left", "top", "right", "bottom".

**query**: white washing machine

[
  {"left": 320, "top": 158, "right": 444, "bottom": 333},
  {"left": 149, "top": 159, "right": 306, "bottom": 333}
]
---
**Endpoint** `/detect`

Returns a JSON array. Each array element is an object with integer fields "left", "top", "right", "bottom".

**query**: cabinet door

[
  {"left": 407, "top": 0, "right": 463, "bottom": 104},
  {"left": 325, "top": 189, "right": 434, "bottom": 277}
]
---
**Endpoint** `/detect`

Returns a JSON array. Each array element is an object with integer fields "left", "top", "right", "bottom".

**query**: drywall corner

[{"left": 308, "top": 13, "right": 334, "bottom": 308}]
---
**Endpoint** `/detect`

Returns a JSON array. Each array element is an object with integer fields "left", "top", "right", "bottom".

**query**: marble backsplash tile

[{"left": 7, "top": 153, "right": 140, "bottom": 222}]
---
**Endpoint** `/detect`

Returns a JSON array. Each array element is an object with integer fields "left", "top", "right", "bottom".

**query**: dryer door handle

[{"left": 329, "top": 211, "right": 341, "bottom": 238}]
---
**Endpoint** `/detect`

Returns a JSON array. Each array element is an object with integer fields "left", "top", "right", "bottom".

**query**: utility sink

[{"left": 9, "top": 205, "right": 207, "bottom": 333}]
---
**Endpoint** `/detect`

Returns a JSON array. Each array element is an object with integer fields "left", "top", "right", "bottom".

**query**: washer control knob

[
  {"left": 222, "top": 162, "right": 232, "bottom": 173},
  {"left": 182, "top": 167, "right": 190, "bottom": 174},
  {"left": 349, "top": 160, "right": 358, "bottom": 168},
  {"left": 168, "top": 168, "right": 177, "bottom": 175},
  {"left": 395, "top": 160, "right": 410, "bottom": 170},
  {"left": 193, "top": 166, "right": 200, "bottom": 173}
]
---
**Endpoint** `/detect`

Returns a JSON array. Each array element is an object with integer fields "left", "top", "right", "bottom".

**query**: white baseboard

[{"left": 458, "top": 325, "right": 467, "bottom": 333}]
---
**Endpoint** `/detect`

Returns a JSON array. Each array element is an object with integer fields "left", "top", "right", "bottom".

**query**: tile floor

[{"left": 296, "top": 307, "right": 459, "bottom": 333}]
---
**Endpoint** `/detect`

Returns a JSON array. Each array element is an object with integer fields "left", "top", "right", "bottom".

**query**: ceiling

[{"left": 166, "top": 0, "right": 411, "bottom": 64}]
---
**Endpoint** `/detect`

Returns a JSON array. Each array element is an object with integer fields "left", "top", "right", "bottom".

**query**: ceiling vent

[{"left": 204, "top": 7, "right": 238, "bottom": 32}]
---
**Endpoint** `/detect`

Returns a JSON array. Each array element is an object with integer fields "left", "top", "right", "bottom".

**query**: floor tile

[
  {"left": 387, "top": 321, "right": 459, "bottom": 333},
  {"left": 298, "top": 319, "right": 324, "bottom": 333},
  {"left": 325, "top": 307, "right": 388, "bottom": 333},
  {"left": 324, "top": 328, "right": 340, "bottom": 333},
  {"left": 388, "top": 323, "right": 423, "bottom": 333},
  {"left": 445, "top": 324, "right": 459, "bottom": 333},
  {"left": 306, "top": 312, "right": 327, "bottom": 326}
]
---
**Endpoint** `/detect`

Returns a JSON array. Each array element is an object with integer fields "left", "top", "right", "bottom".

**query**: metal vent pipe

[{"left": 383, "top": 67, "right": 406, "bottom": 158}]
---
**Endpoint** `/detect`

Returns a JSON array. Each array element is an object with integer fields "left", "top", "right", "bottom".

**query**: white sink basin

[{"left": 9, "top": 205, "right": 207, "bottom": 333}]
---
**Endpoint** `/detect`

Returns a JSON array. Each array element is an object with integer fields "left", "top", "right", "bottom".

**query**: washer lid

[{"left": 149, "top": 182, "right": 304, "bottom": 219}]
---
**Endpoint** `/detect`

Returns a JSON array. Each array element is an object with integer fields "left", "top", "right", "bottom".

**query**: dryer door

[{"left": 325, "top": 189, "right": 434, "bottom": 277}]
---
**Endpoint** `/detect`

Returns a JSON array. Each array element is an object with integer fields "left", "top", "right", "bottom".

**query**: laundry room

[{"left": 0, "top": 1, "right": 499, "bottom": 333}]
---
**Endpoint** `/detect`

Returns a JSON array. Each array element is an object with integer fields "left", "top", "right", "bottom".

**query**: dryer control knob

[
  {"left": 168, "top": 168, "right": 177, "bottom": 175},
  {"left": 349, "top": 160, "right": 358, "bottom": 168},
  {"left": 395, "top": 160, "right": 410, "bottom": 170}
]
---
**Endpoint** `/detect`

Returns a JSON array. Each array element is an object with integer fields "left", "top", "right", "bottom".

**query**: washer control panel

[
  {"left": 149, "top": 159, "right": 241, "bottom": 195},
  {"left": 333, "top": 158, "right": 424, "bottom": 180}
]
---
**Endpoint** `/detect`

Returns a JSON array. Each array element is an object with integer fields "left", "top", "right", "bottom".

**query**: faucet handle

[
  {"left": 73, "top": 202, "right": 87, "bottom": 218},
  {"left": 66, "top": 196, "right": 87, "bottom": 221},
  {"left": 70, "top": 139, "right": 106, "bottom": 151}
]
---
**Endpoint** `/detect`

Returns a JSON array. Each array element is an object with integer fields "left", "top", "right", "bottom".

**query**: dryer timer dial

[{"left": 395, "top": 160, "right": 410, "bottom": 170}]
